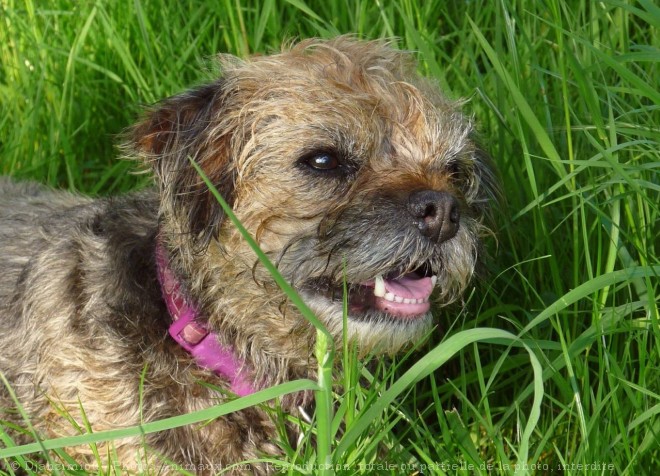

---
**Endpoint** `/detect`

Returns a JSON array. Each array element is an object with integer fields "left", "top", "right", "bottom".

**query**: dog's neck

[{"left": 155, "top": 240, "right": 256, "bottom": 396}]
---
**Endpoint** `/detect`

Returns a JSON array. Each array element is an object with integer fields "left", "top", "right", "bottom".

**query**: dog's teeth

[
  {"left": 374, "top": 275, "right": 386, "bottom": 297},
  {"left": 380, "top": 293, "right": 430, "bottom": 304},
  {"left": 431, "top": 275, "right": 438, "bottom": 287}
]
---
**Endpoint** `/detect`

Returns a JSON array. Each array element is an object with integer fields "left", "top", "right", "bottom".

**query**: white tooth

[
  {"left": 431, "top": 275, "right": 438, "bottom": 287},
  {"left": 374, "top": 275, "right": 386, "bottom": 298},
  {"left": 403, "top": 298, "right": 412, "bottom": 304},
  {"left": 394, "top": 295, "right": 404, "bottom": 303},
  {"left": 385, "top": 292, "right": 396, "bottom": 302}
]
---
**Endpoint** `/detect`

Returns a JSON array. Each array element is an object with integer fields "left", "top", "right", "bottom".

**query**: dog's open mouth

[{"left": 315, "top": 264, "right": 437, "bottom": 320}]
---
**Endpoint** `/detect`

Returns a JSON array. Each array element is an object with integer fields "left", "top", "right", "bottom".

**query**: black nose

[{"left": 408, "top": 190, "right": 460, "bottom": 243}]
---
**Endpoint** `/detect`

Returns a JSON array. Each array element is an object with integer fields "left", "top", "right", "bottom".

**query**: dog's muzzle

[{"left": 295, "top": 188, "right": 465, "bottom": 323}]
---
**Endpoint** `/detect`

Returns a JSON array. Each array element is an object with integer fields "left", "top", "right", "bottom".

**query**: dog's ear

[{"left": 127, "top": 81, "right": 235, "bottom": 247}]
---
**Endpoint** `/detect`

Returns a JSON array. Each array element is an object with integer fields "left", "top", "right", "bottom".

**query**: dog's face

[{"left": 130, "top": 37, "right": 495, "bottom": 358}]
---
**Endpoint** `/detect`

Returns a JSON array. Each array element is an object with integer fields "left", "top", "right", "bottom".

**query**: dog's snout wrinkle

[{"left": 408, "top": 190, "right": 460, "bottom": 243}]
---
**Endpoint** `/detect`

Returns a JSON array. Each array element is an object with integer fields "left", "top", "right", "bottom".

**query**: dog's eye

[
  {"left": 297, "top": 149, "right": 358, "bottom": 179},
  {"left": 305, "top": 153, "right": 339, "bottom": 171}
]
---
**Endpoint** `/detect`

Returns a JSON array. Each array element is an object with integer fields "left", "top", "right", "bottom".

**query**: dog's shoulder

[
  {"left": 0, "top": 176, "right": 93, "bottom": 220},
  {"left": 0, "top": 179, "right": 166, "bottom": 353},
  {"left": 0, "top": 176, "right": 49, "bottom": 196}
]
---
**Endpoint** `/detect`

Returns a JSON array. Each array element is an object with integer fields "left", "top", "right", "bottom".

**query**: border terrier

[{"left": 0, "top": 37, "right": 495, "bottom": 473}]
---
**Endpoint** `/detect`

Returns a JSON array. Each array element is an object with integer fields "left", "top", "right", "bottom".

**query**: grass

[{"left": 1, "top": 0, "right": 658, "bottom": 474}]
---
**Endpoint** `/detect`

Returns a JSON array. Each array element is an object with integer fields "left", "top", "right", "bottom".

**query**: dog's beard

[{"left": 274, "top": 214, "right": 481, "bottom": 350}]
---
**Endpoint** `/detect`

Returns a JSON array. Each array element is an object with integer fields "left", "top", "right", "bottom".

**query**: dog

[{"left": 0, "top": 37, "right": 495, "bottom": 473}]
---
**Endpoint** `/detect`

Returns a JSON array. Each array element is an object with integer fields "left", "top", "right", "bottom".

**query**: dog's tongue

[{"left": 383, "top": 274, "right": 434, "bottom": 300}]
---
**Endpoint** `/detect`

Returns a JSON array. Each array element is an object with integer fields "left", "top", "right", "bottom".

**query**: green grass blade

[
  {"left": 336, "top": 328, "right": 544, "bottom": 472},
  {"left": 0, "top": 380, "right": 318, "bottom": 460}
]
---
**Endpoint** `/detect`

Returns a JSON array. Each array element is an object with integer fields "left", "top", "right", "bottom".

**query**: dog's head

[{"left": 129, "top": 37, "right": 496, "bottom": 358}]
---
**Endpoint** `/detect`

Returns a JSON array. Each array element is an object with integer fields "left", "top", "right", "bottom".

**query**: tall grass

[{"left": 1, "top": 0, "right": 658, "bottom": 474}]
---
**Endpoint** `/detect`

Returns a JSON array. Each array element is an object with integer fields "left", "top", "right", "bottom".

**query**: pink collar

[{"left": 155, "top": 242, "right": 256, "bottom": 396}]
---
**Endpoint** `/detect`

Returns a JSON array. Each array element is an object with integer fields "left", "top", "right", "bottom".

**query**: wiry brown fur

[{"left": 0, "top": 37, "right": 495, "bottom": 474}]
